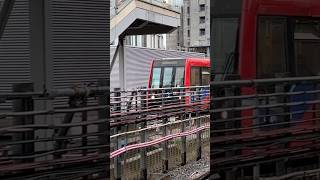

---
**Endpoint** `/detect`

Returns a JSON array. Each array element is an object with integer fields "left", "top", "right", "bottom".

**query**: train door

[{"left": 189, "top": 66, "right": 210, "bottom": 107}]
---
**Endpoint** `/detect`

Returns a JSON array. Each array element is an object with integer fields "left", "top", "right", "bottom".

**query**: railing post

[
  {"left": 196, "top": 112, "right": 202, "bottom": 161},
  {"left": 81, "top": 97, "right": 88, "bottom": 157},
  {"left": 224, "top": 87, "right": 237, "bottom": 180},
  {"left": 140, "top": 87, "right": 147, "bottom": 110},
  {"left": 81, "top": 96, "right": 88, "bottom": 180},
  {"left": 253, "top": 164, "right": 260, "bottom": 180},
  {"left": 274, "top": 75, "right": 287, "bottom": 176},
  {"left": 162, "top": 116, "right": 169, "bottom": 172},
  {"left": 12, "top": 83, "right": 34, "bottom": 163},
  {"left": 114, "top": 88, "right": 122, "bottom": 180},
  {"left": 97, "top": 79, "right": 109, "bottom": 178},
  {"left": 140, "top": 121, "right": 148, "bottom": 179},
  {"left": 181, "top": 113, "right": 187, "bottom": 166},
  {"left": 114, "top": 125, "right": 123, "bottom": 180}
]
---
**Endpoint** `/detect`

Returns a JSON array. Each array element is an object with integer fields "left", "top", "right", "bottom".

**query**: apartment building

[{"left": 166, "top": 0, "right": 210, "bottom": 55}]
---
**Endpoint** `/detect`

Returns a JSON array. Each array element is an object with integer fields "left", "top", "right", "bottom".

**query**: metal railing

[
  {"left": 0, "top": 81, "right": 109, "bottom": 179},
  {"left": 110, "top": 86, "right": 210, "bottom": 179},
  {"left": 210, "top": 76, "right": 320, "bottom": 179}
]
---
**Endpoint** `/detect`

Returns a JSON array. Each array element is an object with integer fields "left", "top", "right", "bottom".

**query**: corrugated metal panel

[
  {"left": 49, "top": 0, "right": 109, "bottom": 107},
  {"left": 0, "top": 0, "right": 31, "bottom": 110},
  {"left": 110, "top": 46, "right": 206, "bottom": 90}
]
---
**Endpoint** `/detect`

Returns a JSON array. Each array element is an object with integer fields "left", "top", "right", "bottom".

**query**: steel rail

[
  {"left": 212, "top": 116, "right": 320, "bottom": 134},
  {"left": 110, "top": 125, "right": 210, "bottom": 158},
  {"left": 0, "top": 131, "right": 106, "bottom": 146},
  {"left": 211, "top": 76, "right": 320, "bottom": 87},
  {"left": 0, "top": 144, "right": 109, "bottom": 161},
  {"left": 110, "top": 115, "right": 209, "bottom": 138},
  {"left": 0, "top": 153, "right": 107, "bottom": 172},
  {"left": 110, "top": 85, "right": 209, "bottom": 93},
  {"left": 212, "top": 89, "right": 320, "bottom": 102},
  {"left": 111, "top": 101, "right": 208, "bottom": 117},
  {"left": 0, "top": 86, "right": 109, "bottom": 100},
  {"left": 0, "top": 105, "right": 108, "bottom": 120},
  {"left": 260, "top": 167, "right": 320, "bottom": 180},
  {"left": 110, "top": 100, "right": 208, "bottom": 114},
  {"left": 110, "top": 108, "right": 209, "bottom": 127},
  {"left": 211, "top": 142, "right": 320, "bottom": 171},
  {"left": 211, "top": 99, "right": 320, "bottom": 113},
  {"left": 0, "top": 117, "right": 112, "bottom": 134},
  {"left": 212, "top": 121, "right": 320, "bottom": 144},
  {"left": 212, "top": 132, "right": 320, "bottom": 153}
]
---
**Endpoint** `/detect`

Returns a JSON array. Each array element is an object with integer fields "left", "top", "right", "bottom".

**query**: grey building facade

[
  {"left": 166, "top": 0, "right": 210, "bottom": 56},
  {"left": 165, "top": 8, "right": 185, "bottom": 51},
  {"left": 184, "top": 0, "right": 210, "bottom": 55}
]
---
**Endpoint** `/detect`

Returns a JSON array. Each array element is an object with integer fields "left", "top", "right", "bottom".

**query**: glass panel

[
  {"left": 190, "top": 67, "right": 201, "bottom": 86},
  {"left": 211, "top": 18, "right": 239, "bottom": 77},
  {"left": 199, "top": 4, "right": 205, "bottom": 11},
  {"left": 257, "top": 17, "right": 288, "bottom": 78},
  {"left": 201, "top": 67, "right": 210, "bottom": 85},
  {"left": 200, "top": 16, "right": 205, "bottom": 24},
  {"left": 174, "top": 67, "right": 184, "bottom": 87},
  {"left": 163, "top": 67, "right": 173, "bottom": 87},
  {"left": 294, "top": 18, "right": 320, "bottom": 76},
  {"left": 151, "top": 68, "right": 161, "bottom": 88},
  {"left": 200, "top": 29, "right": 206, "bottom": 36}
]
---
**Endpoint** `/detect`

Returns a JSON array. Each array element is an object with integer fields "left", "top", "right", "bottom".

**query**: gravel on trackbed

[{"left": 162, "top": 158, "right": 209, "bottom": 180}]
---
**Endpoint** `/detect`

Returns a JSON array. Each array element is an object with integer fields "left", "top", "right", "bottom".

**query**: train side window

[
  {"left": 191, "top": 67, "right": 201, "bottom": 86},
  {"left": 151, "top": 68, "right": 161, "bottom": 88},
  {"left": 174, "top": 67, "right": 184, "bottom": 87},
  {"left": 294, "top": 18, "right": 320, "bottom": 76},
  {"left": 201, "top": 67, "right": 210, "bottom": 85},
  {"left": 257, "top": 16, "right": 288, "bottom": 78},
  {"left": 163, "top": 67, "right": 173, "bottom": 87}
]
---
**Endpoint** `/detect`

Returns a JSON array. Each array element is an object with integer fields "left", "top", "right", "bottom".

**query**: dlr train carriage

[
  {"left": 211, "top": 0, "right": 320, "bottom": 179},
  {"left": 147, "top": 58, "right": 210, "bottom": 111}
]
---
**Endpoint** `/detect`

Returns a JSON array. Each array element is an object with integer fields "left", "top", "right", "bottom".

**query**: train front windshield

[
  {"left": 257, "top": 17, "right": 320, "bottom": 78},
  {"left": 150, "top": 66, "right": 185, "bottom": 88},
  {"left": 211, "top": 0, "right": 242, "bottom": 80}
]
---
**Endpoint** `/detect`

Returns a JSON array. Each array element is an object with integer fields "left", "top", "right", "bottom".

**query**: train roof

[{"left": 153, "top": 57, "right": 210, "bottom": 67}]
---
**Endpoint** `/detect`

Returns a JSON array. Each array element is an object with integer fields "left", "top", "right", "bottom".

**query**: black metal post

[
  {"left": 114, "top": 88, "right": 122, "bottom": 180},
  {"left": 196, "top": 112, "right": 202, "bottom": 161},
  {"left": 181, "top": 113, "right": 187, "bottom": 166},
  {"left": 140, "top": 121, "right": 148, "bottom": 179},
  {"left": 96, "top": 79, "right": 109, "bottom": 179},
  {"left": 162, "top": 116, "right": 169, "bottom": 173},
  {"left": 12, "top": 83, "right": 34, "bottom": 162}
]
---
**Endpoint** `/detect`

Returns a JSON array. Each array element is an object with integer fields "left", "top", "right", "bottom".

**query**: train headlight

[{"left": 221, "top": 111, "right": 228, "bottom": 119}]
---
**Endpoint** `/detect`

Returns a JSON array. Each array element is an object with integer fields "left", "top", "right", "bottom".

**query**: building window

[
  {"left": 200, "top": 16, "right": 205, "bottom": 24},
  {"left": 187, "top": 18, "right": 190, "bottom": 26},
  {"left": 200, "top": 28, "right": 205, "bottom": 36},
  {"left": 187, "top": 30, "right": 190, "bottom": 37},
  {"left": 199, "top": 4, "right": 205, "bottom": 12},
  {"left": 187, "top": 6, "right": 190, "bottom": 14}
]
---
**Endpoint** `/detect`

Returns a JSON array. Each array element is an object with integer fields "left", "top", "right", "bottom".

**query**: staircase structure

[{"left": 110, "top": 0, "right": 180, "bottom": 44}]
